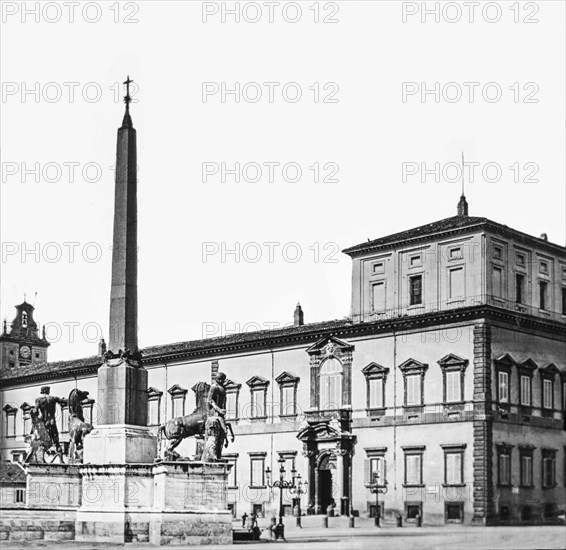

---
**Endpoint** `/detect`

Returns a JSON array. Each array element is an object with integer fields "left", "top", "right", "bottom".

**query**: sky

[{"left": 1, "top": 0, "right": 565, "bottom": 361}]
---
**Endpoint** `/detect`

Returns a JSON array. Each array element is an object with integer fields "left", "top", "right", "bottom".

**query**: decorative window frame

[
  {"left": 362, "top": 362, "right": 389, "bottom": 413},
  {"left": 224, "top": 452, "right": 239, "bottom": 489},
  {"left": 438, "top": 354, "right": 468, "bottom": 405},
  {"left": 496, "top": 443, "right": 513, "bottom": 487},
  {"left": 399, "top": 359, "right": 428, "bottom": 408},
  {"left": 517, "top": 359, "right": 537, "bottom": 413},
  {"left": 224, "top": 379, "right": 242, "bottom": 422},
  {"left": 539, "top": 363, "right": 558, "bottom": 416},
  {"left": 364, "top": 446, "right": 387, "bottom": 488},
  {"left": 147, "top": 387, "right": 163, "bottom": 426},
  {"left": 441, "top": 444, "right": 466, "bottom": 487},
  {"left": 541, "top": 448, "right": 557, "bottom": 489},
  {"left": 168, "top": 384, "right": 188, "bottom": 419},
  {"left": 519, "top": 445, "right": 535, "bottom": 488},
  {"left": 402, "top": 445, "right": 425, "bottom": 487},
  {"left": 275, "top": 372, "right": 300, "bottom": 418},
  {"left": 3, "top": 404, "right": 17, "bottom": 438},
  {"left": 247, "top": 376, "right": 269, "bottom": 421},
  {"left": 20, "top": 402, "right": 33, "bottom": 437},
  {"left": 249, "top": 451, "right": 267, "bottom": 488},
  {"left": 494, "top": 354, "right": 516, "bottom": 407},
  {"left": 306, "top": 336, "right": 354, "bottom": 411}
]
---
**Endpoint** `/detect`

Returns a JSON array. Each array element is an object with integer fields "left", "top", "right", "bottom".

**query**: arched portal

[{"left": 316, "top": 451, "right": 336, "bottom": 513}]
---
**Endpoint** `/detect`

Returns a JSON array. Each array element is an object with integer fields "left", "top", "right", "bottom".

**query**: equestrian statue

[{"left": 157, "top": 372, "right": 235, "bottom": 461}]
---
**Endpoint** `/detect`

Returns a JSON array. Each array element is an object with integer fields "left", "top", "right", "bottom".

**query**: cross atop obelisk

[{"left": 122, "top": 75, "right": 133, "bottom": 128}]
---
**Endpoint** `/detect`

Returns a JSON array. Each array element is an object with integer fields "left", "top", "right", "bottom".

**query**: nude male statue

[{"left": 34, "top": 386, "right": 64, "bottom": 453}]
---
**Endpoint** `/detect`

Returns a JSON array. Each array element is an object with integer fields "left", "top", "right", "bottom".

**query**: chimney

[
  {"left": 457, "top": 194, "right": 468, "bottom": 217},
  {"left": 294, "top": 303, "right": 304, "bottom": 326},
  {"left": 540, "top": 233, "right": 548, "bottom": 241}
]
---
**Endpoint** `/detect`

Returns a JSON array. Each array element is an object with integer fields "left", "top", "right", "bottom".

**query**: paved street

[{"left": 2, "top": 520, "right": 564, "bottom": 550}]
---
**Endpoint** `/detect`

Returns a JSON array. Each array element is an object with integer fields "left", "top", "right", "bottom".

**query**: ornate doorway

[{"left": 317, "top": 452, "right": 336, "bottom": 513}]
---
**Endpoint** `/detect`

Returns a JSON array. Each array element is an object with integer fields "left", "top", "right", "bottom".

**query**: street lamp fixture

[
  {"left": 369, "top": 472, "right": 388, "bottom": 527},
  {"left": 265, "top": 457, "right": 306, "bottom": 541},
  {"left": 288, "top": 472, "right": 308, "bottom": 527}
]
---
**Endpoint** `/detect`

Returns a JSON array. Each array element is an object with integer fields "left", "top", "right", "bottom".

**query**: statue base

[{"left": 83, "top": 423, "right": 157, "bottom": 464}]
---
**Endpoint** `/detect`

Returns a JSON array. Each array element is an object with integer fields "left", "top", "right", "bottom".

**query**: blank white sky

[{"left": 1, "top": 1, "right": 564, "bottom": 361}]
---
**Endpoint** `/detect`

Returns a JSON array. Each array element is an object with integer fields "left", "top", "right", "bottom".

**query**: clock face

[{"left": 20, "top": 345, "right": 31, "bottom": 360}]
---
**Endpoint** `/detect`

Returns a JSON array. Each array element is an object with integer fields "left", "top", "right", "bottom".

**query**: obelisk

[{"left": 83, "top": 77, "right": 156, "bottom": 463}]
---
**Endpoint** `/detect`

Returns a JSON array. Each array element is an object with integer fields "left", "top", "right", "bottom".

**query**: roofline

[
  {"left": 342, "top": 218, "right": 566, "bottom": 258},
  {"left": 2, "top": 305, "right": 564, "bottom": 387}
]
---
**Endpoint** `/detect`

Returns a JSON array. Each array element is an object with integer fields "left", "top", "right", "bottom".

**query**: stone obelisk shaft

[{"left": 109, "top": 109, "right": 138, "bottom": 353}]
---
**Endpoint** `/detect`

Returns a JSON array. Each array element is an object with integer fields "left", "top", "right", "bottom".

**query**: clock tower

[{"left": 0, "top": 301, "right": 50, "bottom": 371}]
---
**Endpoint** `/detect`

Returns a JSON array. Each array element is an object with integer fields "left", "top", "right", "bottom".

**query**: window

[
  {"left": 319, "top": 358, "right": 342, "bottom": 410},
  {"left": 516, "top": 274, "right": 525, "bottom": 304},
  {"left": 494, "top": 246, "right": 503, "bottom": 260},
  {"left": 409, "top": 275, "right": 423, "bottom": 306},
  {"left": 276, "top": 372, "right": 299, "bottom": 417},
  {"left": 406, "top": 375, "right": 421, "bottom": 406},
  {"left": 520, "top": 375, "right": 531, "bottom": 406},
  {"left": 403, "top": 447, "right": 424, "bottom": 486},
  {"left": 543, "top": 379, "right": 553, "bottom": 409},
  {"left": 494, "top": 355, "right": 515, "bottom": 405},
  {"left": 372, "top": 282, "right": 386, "bottom": 312},
  {"left": 21, "top": 405, "right": 32, "bottom": 436},
  {"left": 372, "top": 262, "right": 385, "bottom": 274},
  {"left": 364, "top": 448, "right": 387, "bottom": 487},
  {"left": 362, "top": 363, "right": 389, "bottom": 410},
  {"left": 399, "top": 359, "right": 428, "bottom": 407},
  {"left": 225, "top": 380, "right": 241, "bottom": 421},
  {"left": 498, "top": 371, "right": 509, "bottom": 403},
  {"left": 540, "top": 261, "right": 549, "bottom": 274},
  {"left": 539, "top": 281, "right": 548, "bottom": 310},
  {"left": 539, "top": 364, "right": 558, "bottom": 412},
  {"left": 406, "top": 503, "right": 422, "bottom": 520},
  {"left": 448, "top": 267, "right": 464, "bottom": 300},
  {"left": 367, "top": 456, "right": 386, "bottom": 487},
  {"left": 224, "top": 453, "right": 238, "bottom": 488},
  {"left": 562, "top": 288, "right": 566, "bottom": 315},
  {"left": 247, "top": 376, "right": 269, "bottom": 420},
  {"left": 168, "top": 384, "right": 187, "bottom": 419},
  {"left": 249, "top": 453, "right": 266, "bottom": 488},
  {"left": 442, "top": 444, "right": 465, "bottom": 485},
  {"left": 493, "top": 267, "right": 503, "bottom": 298},
  {"left": 516, "top": 253, "right": 526, "bottom": 267},
  {"left": 497, "top": 444, "right": 513, "bottom": 486},
  {"left": 3, "top": 405, "right": 17, "bottom": 437},
  {"left": 438, "top": 354, "right": 468, "bottom": 404},
  {"left": 21, "top": 311, "right": 28, "bottom": 327},
  {"left": 542, "top": 449, "right": 556, "bottom": 489},
  {"left": 58, "top": 398, "right": 69, "bottom": 433},
  {"left": 147, "top": 387, "right": 163, "bottom": 426},
  {"left": 519, "top": 447, "right": 534, "bottom": 487},
  {"left": 445, "top": 502, "right": 464, "bottom": 523},
  {"left": 15, "top": 489, "right": 25, "bottom": 504},
  {"left": 410, "top": 255, "right": 422, "bottom": 268},
  {"left": 449, "top": 247, "right": 462, "bottom": 260},
  {"left": 82, "top": 399, "right": 95, "bottom": 425}
]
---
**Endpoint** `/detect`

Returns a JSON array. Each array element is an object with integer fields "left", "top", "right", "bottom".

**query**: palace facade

[{"left": 1, "top": 197, "right": 565, "bottom": 525}]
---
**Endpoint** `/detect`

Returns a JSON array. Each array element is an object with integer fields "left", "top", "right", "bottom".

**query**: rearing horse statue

[
  {"left": 68, "top": 388, "right": 94, "bottom": 464},
  {"left": 157, "top": 381, "right": 234, "bottom": 461}
]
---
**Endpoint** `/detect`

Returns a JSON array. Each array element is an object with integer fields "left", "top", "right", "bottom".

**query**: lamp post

[
  {"left": 369, "top": 472, "right": 388, "bottom": 527},
  {"left": 265, "top": 457, "right": 298, "bottom": 542},
  {"left": 288, "top": 473, "right": 308, "bottom": 527}
]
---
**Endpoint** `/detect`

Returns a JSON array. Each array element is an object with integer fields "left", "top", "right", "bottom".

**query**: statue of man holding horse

[
  {"left": 34, "top": 386, "right": 64, "bottom": 454},
  {"left": 158, "top": 372, "right": 234, "bottom": 462}
]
